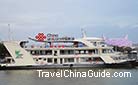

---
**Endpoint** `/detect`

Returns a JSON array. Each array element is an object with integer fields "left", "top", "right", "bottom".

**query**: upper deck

[
  {"left": 23, "top": 33, "right": 113, "bottom": 50},
  {"left": 19, "top": 33, "right": 115, "bottom": 57}
]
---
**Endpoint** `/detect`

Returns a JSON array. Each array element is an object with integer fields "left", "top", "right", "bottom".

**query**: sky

[{"left": 0, "top": 0, "right": 138, "bottom": 42}]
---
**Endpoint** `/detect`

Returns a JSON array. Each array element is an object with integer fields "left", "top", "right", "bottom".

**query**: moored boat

[{"left": 0, "top": 32, "right": 136, "bottom": 70}]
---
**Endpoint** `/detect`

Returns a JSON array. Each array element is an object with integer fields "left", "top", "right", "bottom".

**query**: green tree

[{"left": 0, "top": 43, "right": 10, "bottom": 59}]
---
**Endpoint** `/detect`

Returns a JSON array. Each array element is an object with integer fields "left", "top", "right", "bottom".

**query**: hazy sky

[{"left": 0, "top": 0, "right": 138, "bottom": 42}]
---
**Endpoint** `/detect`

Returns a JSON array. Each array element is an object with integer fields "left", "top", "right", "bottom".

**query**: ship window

[
  {"left": 65, "top": 50, "right": 68, "bottom": 55},
  {"left": 60, "top": 50, "right": 64, "bottom": 54},
  {"left": 40, "top": 50, "right": 46, "bottom": 55},
  {"left": 78, "top": 42, "right": 85, "bottom": 47},
  {"left": 30, "top": 50, "right": 35, "bottom": 55},
  {"left": 35, "top": 50, "right": 39, "bottom": 55},
  {"left": 102, "top": 49, "right": 106, "bottom": 53},
  {"left": 46, "top": 50, "right": 52, "bottom": 55},
  {"left": 110, "top": 49, "right": 114, "bottom": 53},
  {"left": 85, "top": 50, "right": 88, "bottom": 54},
  {"left": 68, "top": 50, "right": 74, "bottom": 54},
  {"left": 54, "top": 51, "right": 57, "bottom": 56},
  {"left": 80, "top": 57, "right": 87, "bottom": 62},
  {"left": 65, "top": 58, "right": 74, "bottom": 62},
  {"left": 80, "top": 50, "right": 84, "bottom": 54},
  {"left": 60, "top": 50, "right": 65, "bottom": 55},
  {"left": 60, "top": 50, "right": 74, "bottom": 55},
  {"left": 102, "top": 49, "right": 112, "bottom": 53},
  {"left": 107, "top": 49, "right": 114, "bottom": 53},
  {"left": 75, "top": 50, "right": 79, "bottom": 54},
  {"left": 95, "top": 49, "right": 98, "bottom": 54},
  {"left": 43, "top": 58, "right": 46, "bottom": 61},
  {"left": 88, "top": 50, "right": 96, "bottom": 54},
  {"left": 39, "top": 58, "right": 42, "bottom": 60},
  {"left": 100, "top": 42, "right": 105, "bottom": 44},
  {"left": 47, "top": 58, "right": 52, "bottom": 63},
  {"left": 93, "top": 42, "right": 97, "bottom": 46}
]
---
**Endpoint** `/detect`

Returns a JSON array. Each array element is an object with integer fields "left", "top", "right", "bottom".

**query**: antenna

[
  {"left": 124, "top": 34, "right": 128, "bottom": 40},
  {"left": 102, "top": 34, "right": 106, "bottom": 40},
  {"left": 81, "top": 28, "right": 86, "bottom": 38},
  {"left": 8, "top": 24, "right": 11, "bottom": 41}
]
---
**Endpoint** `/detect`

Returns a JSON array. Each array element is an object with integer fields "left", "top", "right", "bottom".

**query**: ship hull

[{"left": 0, "top": 61, "right": 136, "bottom": 70}]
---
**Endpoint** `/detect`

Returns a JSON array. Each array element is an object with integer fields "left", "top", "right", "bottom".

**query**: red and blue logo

[{"left": 35, "top": 33, "right": 46, "bottom": 41}]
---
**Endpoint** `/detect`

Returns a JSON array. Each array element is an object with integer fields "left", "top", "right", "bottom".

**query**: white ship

[{"left": 0, "top": 31, "right": 136, "bottom": 69}]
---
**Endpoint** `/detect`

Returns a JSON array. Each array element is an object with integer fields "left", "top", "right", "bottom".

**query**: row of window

[
  {"left": 28, "top": 49, "right": 114, "bottom": 55},
  {"left": 30, "top": 50, "right": 52, "bottom": 55},
  {"left": 102, "top": 49, "right": 114, "bottom": 53},
  {"left": 60, "top": 49, "right": 99, "bottom": 55},
  {"left": 34, "top": 57, "right": 103, "bottom": 63},
  {"left": 34, "top": 58, "right": 74, "bottom": 63},
  {"left": 35, "top": 58, "right": 53, "bottom": 63}
]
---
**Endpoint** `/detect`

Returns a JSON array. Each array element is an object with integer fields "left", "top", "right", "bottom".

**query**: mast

[
  {"left": 8, "top": 24, "right": 11, "bottom": 41},
  {"left": 81, "top": 28, "right": 87, "bottom": 38}
]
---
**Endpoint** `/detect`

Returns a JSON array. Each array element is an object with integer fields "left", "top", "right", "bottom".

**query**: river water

[{"left": 0, "top": 68, "right": 138, "bottom": 85}]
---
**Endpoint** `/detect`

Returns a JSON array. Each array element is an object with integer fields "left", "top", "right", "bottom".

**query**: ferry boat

[{"left": 0, "top": 31, "right": 136, "bottom": 69}]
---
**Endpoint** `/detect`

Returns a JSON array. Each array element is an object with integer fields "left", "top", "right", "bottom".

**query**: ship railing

[
  {"left": 24, "top": 45, "right": 87, "bottom": 49},
  {"left": 60, "top": 54, "right": 100, "bottom": 58},
  {"left": 111, "top": 55, "right": 136, "bottom": 62}
]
